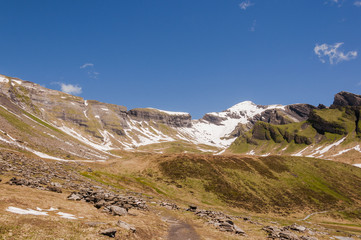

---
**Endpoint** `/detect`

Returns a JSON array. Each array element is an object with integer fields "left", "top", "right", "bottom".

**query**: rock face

[
  {"left": 332, "top": 91, "right": 361, "bottom": 107},
  {"left": 202, "top": 113, "right": 226, "bottom": 125},
  {"left": 251, "top": 104, "right": 316, "bottom": 126},
  {"left": 128, "top": 108, "right": 192, "bottom": 127}
]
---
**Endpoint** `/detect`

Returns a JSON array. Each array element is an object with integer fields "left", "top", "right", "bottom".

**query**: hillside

[
  {"left": 2, "top": 150, "right": 361, "bottom": 239},
  {"left": 228, "top": 93, "right": 361, "bottom": 165}
]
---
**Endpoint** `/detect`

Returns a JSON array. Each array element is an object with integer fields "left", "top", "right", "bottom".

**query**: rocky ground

[{"left": 1, "top": 150, "right": 361, "bottom": 239}]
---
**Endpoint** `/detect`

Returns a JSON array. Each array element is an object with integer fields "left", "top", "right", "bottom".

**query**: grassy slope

[
  {"left": 82, "top": 153, "right": 361, "bottom": 215},
  {"left": 229, "top": 107, "right": 361, "bottom": 155}
]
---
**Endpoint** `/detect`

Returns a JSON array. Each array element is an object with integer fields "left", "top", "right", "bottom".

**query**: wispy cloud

[
  {"left": 80, "top": 62, "right": 99, "bottom": 79},
  {"left": 325, "top": 0, "right": 344, "bottom": 7},
  {"left": 354, "top": 1, "right": 361, "bottom": 6},
  {"left": 60, "top": 83, "right": 82, "bottom": 95},
  {"left": 80, "top": 63, "right": 94, "bottom": 69},
  {"left": 250, "top": 20, "right": 256, "bottom": 32},
  {"left": 239, "top": 1, "right": 254, "bottom": 10},
  {"left": 314, "top": 42, "right": 357, "bottom": 64}
]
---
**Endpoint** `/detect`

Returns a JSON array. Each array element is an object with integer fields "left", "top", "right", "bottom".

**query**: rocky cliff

[
  {"left": 128, "top": 108, "right": 192, "bottom": 128},
  {"left": 332, "top": 91, "right": 361, "bottom": 107}
]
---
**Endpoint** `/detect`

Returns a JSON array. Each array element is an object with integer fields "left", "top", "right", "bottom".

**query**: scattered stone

[
  {"left": 47, "top": 185, "right": 62, "bottom": 193},
  {"left": 51, "top": 182, "right": 62, "bottom": 188},
  {"left": 100, "top": 228, "right": 117, "bottom": 238},
  {"left": 160, "top": 202, "right": 179, "bottom": 210},
  {"left": 94, "top": 200, "right": 106, "bottom": 209},
  {"left": 286, "top": 224, "right": 307, "bottom": 232},
  {"left": 109, "top": 205, "right": 127, "bottom": 216},
  {"left": 117, "top": 220, "right": 136, "bottom": 233},
  {"left": 234, "top": 224, "right": 245, "bottom": 235},
  {"left": 279, "top": 231, "right": 299, "bottom": 240},
  {"left": 67, "top": 192, "right": 83, "bottom": 201}
]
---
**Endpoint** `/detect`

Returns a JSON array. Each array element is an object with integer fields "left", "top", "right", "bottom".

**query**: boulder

[
  {"left": 109, "top": 205, "right": 127, "bottom": 216},
  {"left": 100, "top": 228, "right": 117, "bottom": 238},
  {"left": 117, "top": 220, "right": 136, "bottom": 233},
  {"left": 94, "top": 200, "right": 107, "bottom": 209},
  {"left": 234, "top": 224, "right": 245, "bottom": 235},
  {"left": 67, "top": 192, "right": 83, "bottom": 201},
  {"left": 288, "top": 224, "right": 307, "bottom": 232}
]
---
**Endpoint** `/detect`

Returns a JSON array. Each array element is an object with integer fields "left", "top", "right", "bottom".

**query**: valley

[{"left": 1, "top": 74, "right": 361, "bottom": 239}]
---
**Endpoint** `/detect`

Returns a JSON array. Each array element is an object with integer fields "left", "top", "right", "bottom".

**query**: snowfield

[{"left": 179, "top": 101, "right": 285, "bottom": 148}]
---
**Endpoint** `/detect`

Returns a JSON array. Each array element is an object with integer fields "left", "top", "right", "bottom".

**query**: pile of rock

[
  {"left": 1, "top": 151, "right": 86, "bottom": 192},
  {"left": 160, "top": 201, "right": 179, "bottom": 210},
  {"left": 194, "top": 209, "right": 245, "bottom": 235},
  {"left": 262, "top": 224, "right": 318, "bottom": 240},
  {"left": 67, "top": 187, "right": 148, "bottom": 215},
  {"left": 7, "top": 177, "right": 62, "bottom": 193}
]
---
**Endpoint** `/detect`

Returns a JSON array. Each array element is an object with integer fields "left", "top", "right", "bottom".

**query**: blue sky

[{"left": 0, "top": 0, "right": 361, "bottom": 118}]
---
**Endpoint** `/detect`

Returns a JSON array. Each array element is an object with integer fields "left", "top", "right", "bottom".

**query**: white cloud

[
  {"left": 354, "top": 1, "right": 361, "bottom": 6},
  {"left": 314, "top": 42, "right": 357, "bottom": 64},
  {"left": 80, "top": 63, "right": 94, "bottom": 69},
  {"left": 60, "top": 83, "right": 82, "bottom": 95},
  {"left": 239, "top": 1, "right": 253, "bottom": 10}
]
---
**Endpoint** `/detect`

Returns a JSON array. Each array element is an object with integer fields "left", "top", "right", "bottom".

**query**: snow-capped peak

[{"left": 177, "top": 100, "right": 286, "bottom": 148}]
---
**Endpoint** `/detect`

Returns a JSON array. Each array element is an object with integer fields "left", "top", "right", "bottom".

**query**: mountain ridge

[{"left": 1, "top": 73, "right": 361, "bottom": 166}]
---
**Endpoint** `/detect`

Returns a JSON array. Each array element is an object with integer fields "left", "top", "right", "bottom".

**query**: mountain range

[{"left": 1, "top": 73, "right": 361, "bottom": 167}]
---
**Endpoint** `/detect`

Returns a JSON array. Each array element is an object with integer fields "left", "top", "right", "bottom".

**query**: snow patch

[
  {"left": 0, "top": 76, "right": 9, "bottom": 83},
  {"left": 292, "top": 147, "right": 309, "bottom": 157},
  {"left": 57, "top": 212, "right": 78, "bottom": 220},
  {"left": 6, "top": 207, "right": 48, "bottom": 216},
  {"left": 247, "top": 150, "right": 256, "bottom": 155},
  {"left": 333, "top": 145, "right": 361, "bottom": 156},
  {"left": 11, "top": 79, "right": 22, "bottom": 85},
  {"left": 147, "top": 108, "right": 189, "bottom": 116},
  {"left": 308, "top": 137, "right": 347, "bottom": 157},
  {"left": 214, "top": 149, "right": 226, "bottom": 155},
  {"left": 59, "top": 126, "right": 112, "bottom": 153}
]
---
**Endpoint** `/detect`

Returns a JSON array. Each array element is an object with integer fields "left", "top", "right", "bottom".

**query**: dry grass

[{"left": 0, "top": 179, "right": 168, "bottom": 240}]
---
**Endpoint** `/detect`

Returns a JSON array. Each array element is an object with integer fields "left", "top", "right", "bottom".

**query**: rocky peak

[{"left": 332, "top": 91, "right": 361, "bottom": 108}]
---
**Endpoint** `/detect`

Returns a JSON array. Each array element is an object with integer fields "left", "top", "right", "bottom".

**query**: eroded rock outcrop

[
  {"left": 332, "top": 91, "right": 361, "bottom": 108},
  {"left": 128, "top": 108, "right": 192, "bottom": 127}
]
